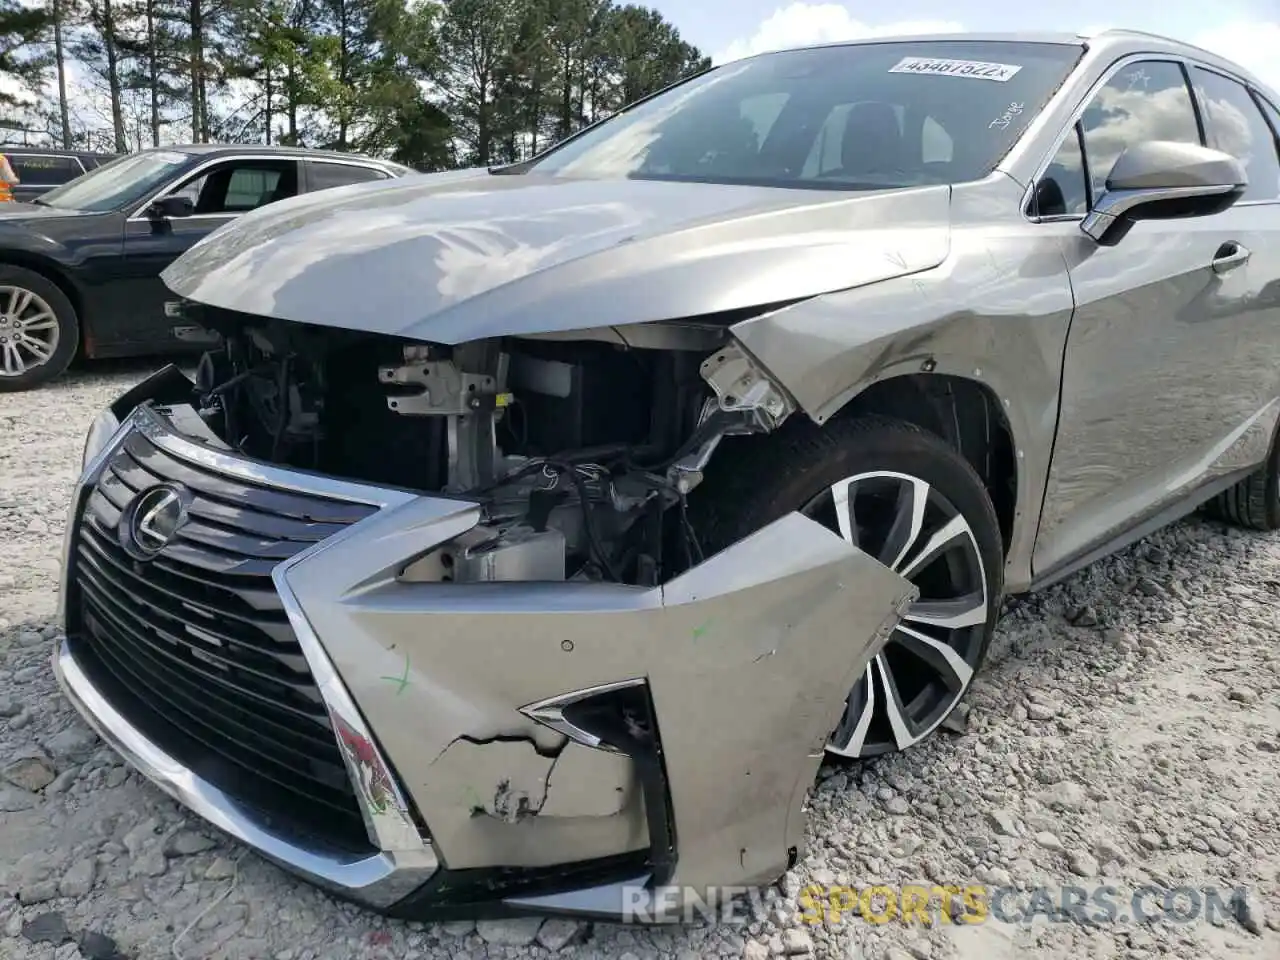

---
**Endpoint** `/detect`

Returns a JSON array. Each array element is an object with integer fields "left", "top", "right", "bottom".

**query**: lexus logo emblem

[{"left": 120, "top": 483, "right": 190, "bottom": 559}]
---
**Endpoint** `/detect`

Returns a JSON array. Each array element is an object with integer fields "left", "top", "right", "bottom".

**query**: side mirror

[
  {"left": 1081, "top": 141, "right": 1246, "bottom": 245},
  {"left": 148, "top": 195, "right": 195, "bottom": 219}
]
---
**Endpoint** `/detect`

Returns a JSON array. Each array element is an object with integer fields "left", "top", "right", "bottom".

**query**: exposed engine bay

[{"left": 180, "top": 312, "right": 795, "bottom": 586}]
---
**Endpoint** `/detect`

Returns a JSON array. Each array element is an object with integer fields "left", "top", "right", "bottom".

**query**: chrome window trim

[
  {"left": 126, "top": 153, "right": 400, "bottom": 222},
  {"left": 1019, "top": 50, "right": 1277, "bottom": 222},
  {"left": 60, "top": 402, "right": 442, "bottom": 902},
  {"left": 125, "top": 153, "right": 303, "bottom": 222}
]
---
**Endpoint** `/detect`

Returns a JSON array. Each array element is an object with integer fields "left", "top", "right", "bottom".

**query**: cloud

[
  {"left": 715, "top": 5, "right": 1280, "bottom": 93},
  {"left": 1193, "top": 21, "right": 1280, "bottom": 94},
  {"left": 713, "top": 4, "right": 963, "bottom": 64}
]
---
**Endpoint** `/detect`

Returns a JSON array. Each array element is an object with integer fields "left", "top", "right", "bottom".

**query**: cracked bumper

[{"left": 54, "top": 375, "right": 916, "bottom": 919}]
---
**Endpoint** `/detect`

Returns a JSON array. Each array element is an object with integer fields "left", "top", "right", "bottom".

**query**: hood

[
  {"left": 0, "top": 202, "right": 70, "bottom": 222},
  {"left": 161, "top": 169, "right": 952, "bottom": 344}
]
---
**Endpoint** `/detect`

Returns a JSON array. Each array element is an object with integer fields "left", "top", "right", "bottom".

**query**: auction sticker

[{"left": 889, "top": 57, "right": 1023, "bottom": 82}]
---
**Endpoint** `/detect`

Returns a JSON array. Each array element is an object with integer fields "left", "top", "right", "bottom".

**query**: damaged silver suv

[{"left": 54, "top": 29, "right": 1280, "bottom": 920}]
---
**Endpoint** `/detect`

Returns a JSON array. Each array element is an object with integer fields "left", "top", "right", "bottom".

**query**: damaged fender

[{"left": 279, "top": 501, "right": 917, "bottom": 893}]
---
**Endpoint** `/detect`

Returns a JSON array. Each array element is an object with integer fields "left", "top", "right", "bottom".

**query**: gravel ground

[{"left": 2, "top": 361, "right": 1279, "bottom": 960}]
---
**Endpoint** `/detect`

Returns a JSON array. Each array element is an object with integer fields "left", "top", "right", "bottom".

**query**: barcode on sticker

[{"left": 889, "top": 56, "right": 1023, "bottom": 82}]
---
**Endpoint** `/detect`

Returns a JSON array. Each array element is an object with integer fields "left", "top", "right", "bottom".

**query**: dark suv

[{"left": 1, "top": 147, "right": 117, "bottom": 203}]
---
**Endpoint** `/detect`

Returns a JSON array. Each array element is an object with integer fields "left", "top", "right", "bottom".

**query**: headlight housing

[{"left": 81, "top": 408, "right": 122, "bottom": 471}]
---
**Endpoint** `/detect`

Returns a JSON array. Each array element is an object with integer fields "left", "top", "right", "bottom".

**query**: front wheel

[
  {"left": 0, "top": 265, "right": 80, "bottom": 392},
  {"left": 688, "top": 415, "right": 1005, "bottom": 759}
]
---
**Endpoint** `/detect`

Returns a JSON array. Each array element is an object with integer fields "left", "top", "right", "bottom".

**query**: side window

[
  {"left": 9, "top": 155, "right": 84, "bottom": 186},
  {"left": 163, "top": 160, "right": 298, "bottom": 215},
  {"left": 306, "top": 161, "right": 389, "bottom": 192},
  {"left": 1192, "top": 68, "right": 1280, "bottom": 201},
  {"left": 1033, "top": 124, "right": 1090, "bottom": 217},
  {"left": 1079, "top": 60, "right": 1200, "bottom": 200}
]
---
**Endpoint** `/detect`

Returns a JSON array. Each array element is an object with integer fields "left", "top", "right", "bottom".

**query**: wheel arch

[
  {"left": 0, "top": 251, "right": 93, "bottom": 358},
  {"left": 836, "top": 373, "right": 1018, "bottom": 558}
]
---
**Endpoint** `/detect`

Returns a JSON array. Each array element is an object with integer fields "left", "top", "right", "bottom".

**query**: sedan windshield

[
  {"left": 37, "top": 150, "right": 190, "bottom": 212},
  {"left": 524, "top": 40, "right": 1084, "bottom": 190}
]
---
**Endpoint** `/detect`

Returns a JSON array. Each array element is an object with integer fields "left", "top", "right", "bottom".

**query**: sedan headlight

[{"left": 81, "top": 408, "right": 122, "bottom": 471}]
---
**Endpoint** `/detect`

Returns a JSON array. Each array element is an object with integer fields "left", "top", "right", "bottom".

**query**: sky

[{"left": 656, "top": 0, "right": 1280, "bottom": 93}]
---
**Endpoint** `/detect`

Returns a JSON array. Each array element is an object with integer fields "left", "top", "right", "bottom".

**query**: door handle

[{"left": 1212, "top": 242, "right": 1251, "bottom": 274}]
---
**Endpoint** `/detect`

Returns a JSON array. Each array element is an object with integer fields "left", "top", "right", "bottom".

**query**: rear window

[{"left": 8, "top": 154, "right": 84, "bottom": 186}]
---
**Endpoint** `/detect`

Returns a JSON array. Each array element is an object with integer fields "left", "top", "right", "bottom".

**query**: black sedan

[
  {"left": 0, "top": 144, "right": 413, "bottom": 390},
  {"left": 1, "top": 146, "right": 119, "bottom": 203}
]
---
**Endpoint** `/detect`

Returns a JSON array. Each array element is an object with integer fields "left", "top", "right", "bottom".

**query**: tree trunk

[
  {"left": 102, "top": 0, "right": 126, "bottom": 151},
  {"left": 189, "top": 0, "right": 204, "bottom": 141},
  {"left": 146, "top": 0, "right": 159, "bottom": 145},
  {"left": 52, "top": 0, "right": 71, "bottom": 148},
  {"left": 264, "top": 66, "right": 273, "bottom": 144}
]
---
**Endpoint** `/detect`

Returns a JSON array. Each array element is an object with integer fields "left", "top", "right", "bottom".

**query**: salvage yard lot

[{"left": 1, "top": 363, "right": 1278, "bottom": 960}]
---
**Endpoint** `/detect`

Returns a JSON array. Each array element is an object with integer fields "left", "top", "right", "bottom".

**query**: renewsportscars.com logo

[{"left": 620, "top": 882, "right": 1255, "bottom": 927}]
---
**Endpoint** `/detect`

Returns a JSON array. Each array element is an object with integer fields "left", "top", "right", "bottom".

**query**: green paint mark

[
  {"left": 379, "top": 653, "right": 410, "bottom": 695},
  {"left": 692, "top": 619, "right": 714, "bottom": 641}
]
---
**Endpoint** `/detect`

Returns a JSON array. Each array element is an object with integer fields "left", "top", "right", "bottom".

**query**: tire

[
  {"left": 688, "top": 414, "right": 1004, "bottom": 759},
  {"left": 1203, "top": 423, "right": 1280, "bottom": 531},
  {"left": 0, "top": 264, "right": 80, "bottom": 392}
]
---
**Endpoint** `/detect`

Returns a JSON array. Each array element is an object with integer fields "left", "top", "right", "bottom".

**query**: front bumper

[{"left": 54, "top": 371, "right": 916, "bottom": 919}]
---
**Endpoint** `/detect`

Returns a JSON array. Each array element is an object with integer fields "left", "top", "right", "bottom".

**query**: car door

[
  {"left": 1031, "top": 56, "right": 1280, "bottom": 575},
  {"left": 119, "top": 156, "right": 301, "bottom": 352},
  {"left": 301, "top": 159, "right": 392, "bottom": 193}
]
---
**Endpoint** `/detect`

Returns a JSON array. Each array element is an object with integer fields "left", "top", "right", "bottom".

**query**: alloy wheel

[
  {"left": 0, "top": 285, "right": 60, "bottom": 378},
  {"left": 802, "top": 470, "right": 989, "bottom": 758}
]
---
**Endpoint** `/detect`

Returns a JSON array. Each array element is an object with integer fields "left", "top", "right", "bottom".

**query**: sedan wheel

[
  {"left": 0, "top": 265, "right": 80, "bottom": 392},
  {"left": 803, "top": 471, "right": 989, "bottom": 757},
  {"left": 0, "top": 285, "right": 61, "bottom": 379}
]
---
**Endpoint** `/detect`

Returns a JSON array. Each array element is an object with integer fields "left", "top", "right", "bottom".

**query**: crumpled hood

[{"left": 161, "top": 169, "right": 952, "bottom": 344}]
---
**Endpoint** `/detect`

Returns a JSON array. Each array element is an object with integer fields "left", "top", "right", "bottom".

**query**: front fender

[{"left": 729, "top": 215, "right": 1076, "bottom": 592}]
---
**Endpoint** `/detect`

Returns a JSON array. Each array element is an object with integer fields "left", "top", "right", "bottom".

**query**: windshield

[
  {"left": 524, "top": 40, "right": 1084, "bottom": 190},
  {"left": 37, "top": 150, "right": 190, "bottom": 212}
]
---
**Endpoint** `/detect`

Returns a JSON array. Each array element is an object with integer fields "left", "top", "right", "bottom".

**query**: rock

[
  {"left": 42, "top": 726, "right": 99, "bottom": 763},
  {"left": 0, "top": 786, "right": 37, "bottom": 811},
  {"left": 19, "top": 880, "right": 60, "bottom": 904},
  {"left": 475, "top": 917, "right": 543, "bottom": 947},
  {"left": 21, "top": 912, "right": 71, "bottom": 945},
  {"left": 130, "top": 850, "right": 167, "bottom": 878},
  {"left": 1207, "top": 837, "right": 1233, "bottom": 856},
  {"left": 885, "top": 796, "right": 911, "bottom": 816},
  {"left": 782, "top": 928, "right": 814, "bottom": 955},
  {"left": 1136, "top": 578, "right": 1163, "bottom": 597},
  {"left": 535, "top": 917, "right": 581, "bottom": 951},
  {"left": 1233, "top": 890, "right": 1265, "bottom": 935},
  {"left": 59, "top": 857, "right": 97, "bottom": 898},
  {"left": 1026, "top": 701, "right": 1058, "bottom": 721},
  {"left": 1040, "top": 781, "right": 1087, "bottom": 811},
  {"left": 986, "top": 809, "right": 1019, "bottom": 836},
  {"left": 0, "top": 694, "right": 21, "bottom": 717},
  {"left": 1227, "top": 687, "right": 1257, "bottom": 703},
  {"left": 204, "top": 857, "right": 237, "bottom": 881},
  {"left": 1069, "top": 605, "right": 1099, "bottom": 627},
  {"left": 1094, "top": 839, "right": 1126, "bottom": 865},
  {"left": 744, "top": 941, "right": 770, "bottom": 960},
  {"left": 908, "top": 942, "right": 933, "bottom": 960},
  {"left": 78, "top": 931, "right": 123, "bottom": 960},
  {"left": 44, "top": 767, "right": 78, "bottom": 796},
  {"left": 122, "top": 819, "right": 159, "bottom": 858},
  {"left": 1034, "top": 832, "right": 1063, "bottom": 851},
  {"left": 2, "top": 755, "right": 56, "bottom": 792},
  {"left": 9, "top": 708, "right": 33, "bottom": 729},
  {"left": 1068, "top": 852, "right": 1099, "bottom": 878},
  {"left": 164, "top": 830, "right": 217, "bottom": 857}
]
